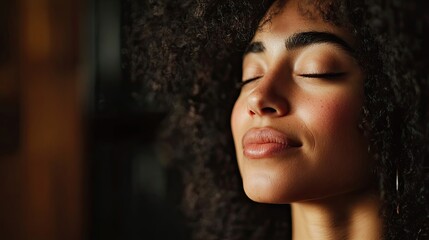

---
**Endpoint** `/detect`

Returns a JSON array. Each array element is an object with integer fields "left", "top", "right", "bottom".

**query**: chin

[
  {"left": 241, "top": 174, "right": 361, "bottom": 204},
  {"left": 242, "top": 175, "right": 298, "bottom": 204}
]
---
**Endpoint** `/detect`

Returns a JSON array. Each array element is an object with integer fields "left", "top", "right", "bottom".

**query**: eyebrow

[
  {"left": 244, "top": 31, "right": 355, "bottom": 56},
  {"left": 244, "top": 41, "right": 265, "bottom": 54}
]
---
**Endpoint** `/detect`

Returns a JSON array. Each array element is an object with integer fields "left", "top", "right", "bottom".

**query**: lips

[{"left": 242, "top": 127, "right": 301, "bottom": 159}]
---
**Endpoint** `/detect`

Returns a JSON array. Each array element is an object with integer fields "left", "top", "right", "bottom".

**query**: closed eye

[
  {"left": 239, "top": 76, "right": 263, "bottom": 87},
  {"left": 298, "top": 72, "right": 346, "bottom": 79}
]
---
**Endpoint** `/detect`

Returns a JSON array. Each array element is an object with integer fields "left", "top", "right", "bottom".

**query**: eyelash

[
  {"left": 239, "top": 76, "right": 263, "bottom": 88},
  {"left": 239, "top": 72, "right": 345, "bottom": 87},
  {"left": 297, "top": 72, "right": 346, "bottom": 79}
]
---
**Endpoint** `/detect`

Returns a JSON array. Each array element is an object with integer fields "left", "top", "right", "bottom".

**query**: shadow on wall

[{"left": 89, "top": 0, "right": 188, "bottom": 239}]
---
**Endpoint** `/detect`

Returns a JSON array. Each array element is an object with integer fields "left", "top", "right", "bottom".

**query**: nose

[{"left": 247, "top": 78, "right": 289, "bottom": 117}]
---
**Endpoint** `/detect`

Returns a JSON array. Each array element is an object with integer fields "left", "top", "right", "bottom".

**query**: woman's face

[{"left": 231, "top": 0, "right": 372, "bottom": 203}]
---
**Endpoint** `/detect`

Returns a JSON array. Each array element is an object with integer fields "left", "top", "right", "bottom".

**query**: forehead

[{"left": 254, "top": 0, "right": 353, "bottom": 45}]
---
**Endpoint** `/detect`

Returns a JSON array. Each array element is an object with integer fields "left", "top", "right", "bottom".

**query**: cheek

[
  {"left": 306, "top": 90, "right": 368, "bottom": 171},
  {"left": 297, "top": 91, "right": 371, "bottom": 197},
  {"left": 231, "top": 98, "right": 248, "bottom": 173},
  {"left": 231, "top": 98, "right": 246, "bottom": 149},
  {"left": 303, "top": 91, "right": 363, "bottom": 140}
]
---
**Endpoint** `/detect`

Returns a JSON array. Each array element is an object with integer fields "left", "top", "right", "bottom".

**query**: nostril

[{"left": 261, "top": 107, "right": 277, "bottom": 114}]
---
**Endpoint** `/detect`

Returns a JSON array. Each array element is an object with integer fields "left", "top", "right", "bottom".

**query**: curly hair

[{"left": 123, "top": 0, "right": 428, "bottom": 239}]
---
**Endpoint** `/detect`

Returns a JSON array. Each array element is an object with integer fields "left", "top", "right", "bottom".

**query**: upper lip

[{"left": 242, "top": 127, "right": 301, "bottom": 148}]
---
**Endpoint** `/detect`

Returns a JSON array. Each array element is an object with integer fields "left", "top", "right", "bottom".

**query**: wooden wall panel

[{"left": 0, "top": 0, "right": 85, "bottom": 239}]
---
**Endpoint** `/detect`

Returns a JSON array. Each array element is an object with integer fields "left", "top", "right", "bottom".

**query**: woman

[{"left": 125, "top": 0, "right": 428, "bottom": 239}]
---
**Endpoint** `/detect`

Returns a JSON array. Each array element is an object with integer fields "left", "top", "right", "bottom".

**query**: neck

[{"left": 291, "top": 190, "right": 382, "bottom": 240}]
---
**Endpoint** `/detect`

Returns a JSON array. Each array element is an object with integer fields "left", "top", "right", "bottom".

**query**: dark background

[
  {"left": 89, "top": 0, "right": 186, "bottom": 239},
  {"left": 0, "top": 0, "right": 186, "bottom": 239}
]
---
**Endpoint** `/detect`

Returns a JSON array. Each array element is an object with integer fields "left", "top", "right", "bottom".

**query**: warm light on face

[{"left": 231, "top": 0, "right": 372, "bottom": 204}]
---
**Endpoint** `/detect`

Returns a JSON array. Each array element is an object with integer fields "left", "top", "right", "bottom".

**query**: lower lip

[{"left": 243, "top": 143, "right": 290, "bottom": 159}]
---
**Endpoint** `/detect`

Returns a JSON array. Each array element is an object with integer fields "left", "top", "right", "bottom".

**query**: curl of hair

[{"left": 123, "top": 0, "right": 429, "bottom": 239}]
